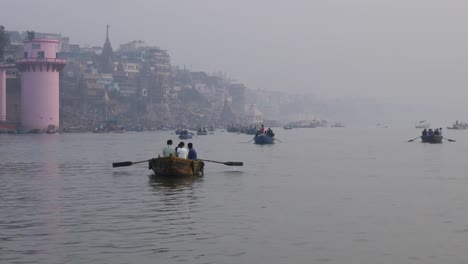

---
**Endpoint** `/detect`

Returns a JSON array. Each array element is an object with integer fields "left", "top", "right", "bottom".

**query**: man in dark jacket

[{"left": 187, "top": 142, "right": 197, "bottom": 160}]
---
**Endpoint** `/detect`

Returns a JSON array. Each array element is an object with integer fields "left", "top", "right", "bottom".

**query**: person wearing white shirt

[
  {"left": 176, "top": 142, "right": 188, "bottom": 159},
  {"left": 163, "top": 139, "right": 175, "bottom": 157}
]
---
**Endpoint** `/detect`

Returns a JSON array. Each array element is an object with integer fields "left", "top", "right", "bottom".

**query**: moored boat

[
  {"left": 253, "top": 134, "right": 275, "bottom": 144},
  {"left": 421, "top": 135, "right": 442, "bottom": 143},
  {"left": 197, "top": 129, "right": 208, "bottom": 135},
  {"left": 148, "top": 156, "right": 204, "bottom": 177},
  {"left": 46, "top": 125, "right": 58, "bottom": 134}
]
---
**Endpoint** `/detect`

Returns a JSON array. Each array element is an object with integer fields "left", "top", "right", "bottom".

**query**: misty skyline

[{"left": 3, "top": 0, "right": 468, "bottom": 115}]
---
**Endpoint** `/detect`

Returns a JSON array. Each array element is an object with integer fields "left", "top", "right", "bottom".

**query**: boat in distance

[
  {"left": 148, "top": 156, "right": 204, "bottom": 177},
  {"left": 197, "top": 129, "right": 208, "bottom": 135},
  {"left": 178, "top": 133, "right": 193, "bottom": 139},
  {"left": 415, "top": 120, "right": 430, "bottom": 129},
  {"left": 421, "top": 135, "right": 442, "bottom": 143},
  {"left": 253, "top": 134, "right": 275, "bottom": 144},
  {"left": 447, "top": 121, "right": 468, "bottom": 130}
]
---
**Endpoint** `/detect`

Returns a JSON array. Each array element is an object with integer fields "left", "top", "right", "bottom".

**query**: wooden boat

[
  {"left": 197, "top": 130, "right": 208, "bottom": 135},
  {"left": 253, "top": 134, "right": 275, "bottom": 144},
  {"left": 421, "top": 135, "right": 442, "bottom": 143},
  {"left": 148, "top": 156, "right": 204, "bottom": 177}
]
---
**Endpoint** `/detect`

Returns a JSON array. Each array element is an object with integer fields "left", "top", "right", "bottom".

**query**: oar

[
  {"left": 274, "top": 138, "right": 283, "bottom": 142},
  {"left": 408, "top": 136, "right": 420, "bottom": 142},
  {"left": 443, "top": 137, "right": 456, "bottom": 142},
  {"left": 112, "top": 159, "right": 150, "bottom": 168},
  {"left": 200, "top": 159, "right": 243, "bottom": 166}
]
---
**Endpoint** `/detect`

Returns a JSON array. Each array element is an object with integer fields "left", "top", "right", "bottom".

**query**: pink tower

[{"left": 16, "top": 38, "right": 66, "bottom": 131}]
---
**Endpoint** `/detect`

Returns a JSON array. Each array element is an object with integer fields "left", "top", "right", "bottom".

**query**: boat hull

[
  {"left": 148, "top": 156, "right": 204, "bottom": 177},
  {"left": 254, "top": 134, "right": 275, "bottom": 144},
  {"left": 421, "top": 135, "right": 442, "bottom": 143},
  {"left": 178, "top": 134, "right": 193, "bottom": 139}
]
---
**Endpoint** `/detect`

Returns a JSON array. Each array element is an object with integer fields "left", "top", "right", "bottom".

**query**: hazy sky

[{"left": 4, "top": 0, "right": 468, "bottom": 108}]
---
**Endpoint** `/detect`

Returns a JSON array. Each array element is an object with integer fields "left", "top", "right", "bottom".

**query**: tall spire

[{"left": 99, "top": 24, "right": 114, "bottom": 74}]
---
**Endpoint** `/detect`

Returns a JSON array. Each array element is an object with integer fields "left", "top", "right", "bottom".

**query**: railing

[
  {"left": 15, "top": 58, "right": 67, "bottom": 64},
  {"left": 0, "top": 63, "right": 16, "bottom": 68}
]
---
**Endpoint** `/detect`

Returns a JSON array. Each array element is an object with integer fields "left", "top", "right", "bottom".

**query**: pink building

[{"left": 16, "top": 38, "right": 66, "bottom": 131}]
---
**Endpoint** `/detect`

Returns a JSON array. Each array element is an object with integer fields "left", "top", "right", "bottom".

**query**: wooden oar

[
  {"left": 200, "top": 159, "right": 243, "bottom": 166},
  {"left": 408, "top": 136, "right": 420, "bottom": 142},
  {"left": 443, "top": 137, "right": 456, "bottom": 142},
  {"left": 112, "top": 159, "right": 150, "bottom": 168}
]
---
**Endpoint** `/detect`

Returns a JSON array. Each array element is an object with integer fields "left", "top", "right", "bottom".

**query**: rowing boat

[
  {"left": 253, "top": 134, "right": 275, "bottom": 144},
  {"left": 148, "top": 156, "right": 204, "bottom": 176},
  {"left": 421, "top": 135, "right": 442, "bottom": 143}
]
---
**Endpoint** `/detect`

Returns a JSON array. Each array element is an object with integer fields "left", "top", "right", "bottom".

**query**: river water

[{"left": 1, "top": 127, "right": 468, "bottom": 264}]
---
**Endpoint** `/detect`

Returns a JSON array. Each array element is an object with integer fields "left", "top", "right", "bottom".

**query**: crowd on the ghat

[{"left": 421, "top": 128, "right": 443, "bottom": 136}]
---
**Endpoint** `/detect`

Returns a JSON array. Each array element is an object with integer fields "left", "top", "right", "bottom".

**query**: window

[
  {"left": 24, "top": 52, "right": 28, "bottom": 58},
  {"left": 37, "top": 51, "right": 45, "bottom": 59},
  {"left": 32, "top": 43, "right": 41, "bottom": 49}
]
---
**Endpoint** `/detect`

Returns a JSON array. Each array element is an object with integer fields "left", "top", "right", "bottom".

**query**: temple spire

[{"left": 99, "top": 24, "right": 114, "bottom": 74}]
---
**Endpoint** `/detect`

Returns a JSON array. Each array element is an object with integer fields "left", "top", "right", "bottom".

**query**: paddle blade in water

[
  {"left": 225, "top": 162, "right": 243, "bottom": 166},
  {"left": 112, "top": 161, "right": 133, "bottom": 168}
]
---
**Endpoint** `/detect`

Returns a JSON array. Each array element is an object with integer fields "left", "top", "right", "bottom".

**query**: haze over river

[{"left": 1, "top": 127, "right": 468, "bottom": 264}]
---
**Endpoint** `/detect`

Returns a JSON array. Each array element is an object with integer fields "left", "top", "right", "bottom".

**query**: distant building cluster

[{"left": 0, "top": 25, "right": 330, "bottom": 132}]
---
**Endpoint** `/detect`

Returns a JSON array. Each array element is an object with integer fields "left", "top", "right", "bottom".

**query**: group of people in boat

[
  {"left": 163, "top": 139, "right": 197, "bottom": 160},
  {"left": 422, "top": 128, "right": 443, "bottom": 136},
  {"left": 255, "top": 124, "right": 275, "bottom": 137}
]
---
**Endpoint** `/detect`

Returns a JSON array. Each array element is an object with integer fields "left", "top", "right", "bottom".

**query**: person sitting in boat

[
  {"left": 439, "top": 127, "right": 443, "bottom": 136},
  {"left": 187, "top": 142, "right": 197, "bottom": 160},
  {"left": 266, "top": 128, "right": 274, "bottom": 137},
  {"left": 434, "top": 128, "right": 440, "bottom": 135},
  {"left": 422, "top": 128, "right": 427, "bottom": 136},
  {"left": 176, "top": 141, "right": 188, "bottom": 159},
  {"left": 427, "top": 128, "right": 434, "bottom": 136},
  {"left": 163, "top": 139, "right": 176, "bottom": 157},
  {"left": 259, "top": 124, "right": 265, "bottom": 134}
]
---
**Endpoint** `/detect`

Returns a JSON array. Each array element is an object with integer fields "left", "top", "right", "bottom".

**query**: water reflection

[{"left": 148, "top": 174, "right": 203, "bottom": 189}]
